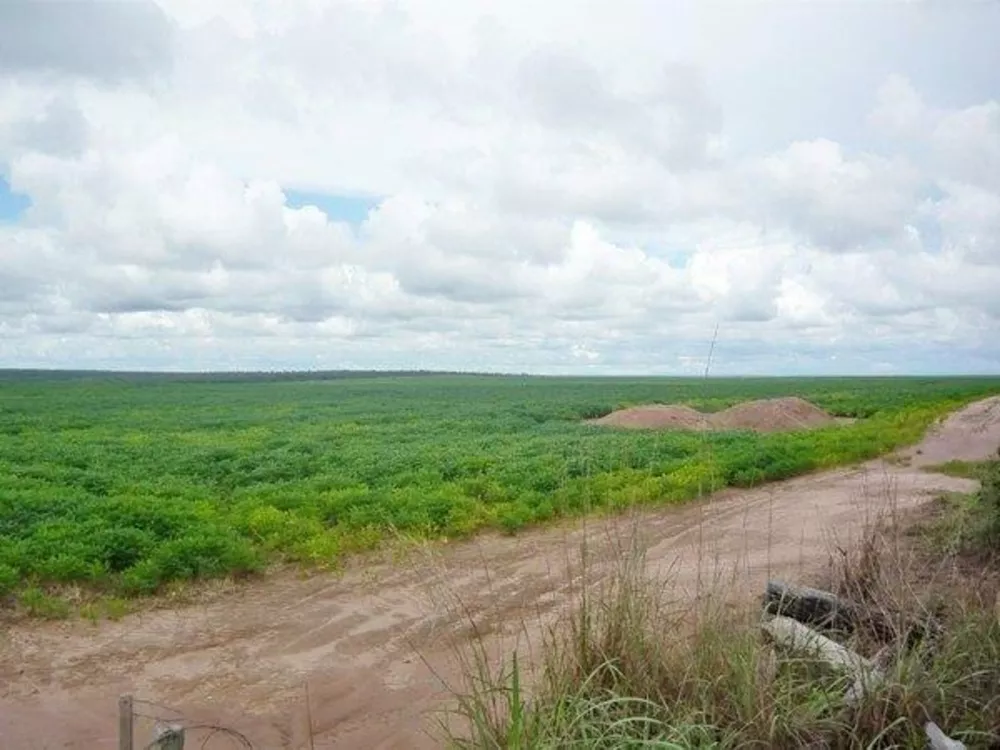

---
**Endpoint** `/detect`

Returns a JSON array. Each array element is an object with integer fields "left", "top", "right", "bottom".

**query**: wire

[
  {"left": 133, "top": 712, "right": 171, "bottom": 722},
  {"left": 138, "top": 722, "right": 254, "bottom": 749},
  {"left": 133, "top": 697, "right": 186, "bottom": 717},
  {"left": 188, "top": 724, "right": 255, "bottom": 749}
]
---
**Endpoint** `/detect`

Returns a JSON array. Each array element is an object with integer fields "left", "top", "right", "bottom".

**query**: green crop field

[{"left": 2, "top": 373, "right": 999, "bottom": 610}]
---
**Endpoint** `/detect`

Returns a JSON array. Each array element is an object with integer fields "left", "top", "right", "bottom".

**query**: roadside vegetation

[
  {"left": 921, "top": 457, "right": 1000, "bottom": 556},
  {"left": 448, "top": 458, "right": 1000, "bottom": 749},
  {"left": 2, "top": 374, "right": 999, "bottom": 611}
]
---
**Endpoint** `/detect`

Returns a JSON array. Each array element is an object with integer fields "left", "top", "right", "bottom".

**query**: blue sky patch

[
  {"left": 285, "top": 190, "right": 380, "bottom": 226},
  {"left": 0, "top": 176, "right": 31, "bottom": 222}
]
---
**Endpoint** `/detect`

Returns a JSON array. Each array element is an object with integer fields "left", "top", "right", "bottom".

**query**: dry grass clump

[{"left": 446, "top": 466, "right": 1000, "bottom": 749}]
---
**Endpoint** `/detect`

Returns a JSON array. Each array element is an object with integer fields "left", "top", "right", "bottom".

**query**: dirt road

[{"left": 3, "top": 397, "right": 999, "bottom": 749}]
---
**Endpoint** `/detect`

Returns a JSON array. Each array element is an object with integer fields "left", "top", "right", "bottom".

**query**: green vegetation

[
  {"left": 2, "top": 374, "right": 999, "bottom": 607},
  {"left": 922, "top": 456, "right": 1000, "bottom": 554},
  {"left": 923, "top": 460, "right": 994, "bottom": 480},
  {"left": 981, "top": 459, "right": 1000, "bottom": 545}
]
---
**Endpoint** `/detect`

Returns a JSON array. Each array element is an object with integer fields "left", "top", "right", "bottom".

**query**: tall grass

[
  {"left": 445, "top": 468, "right": 1000, "bottom": 749},
  {"left": 920, "top": 454, "right": 1000, "bottom": 558}
]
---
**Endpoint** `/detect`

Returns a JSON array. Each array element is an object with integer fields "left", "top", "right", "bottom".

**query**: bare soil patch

[
  {"left": 589, "top": 403, "right": 707, "bottom": 430},
  {"left": 590, "top": 396, "right": 836, "bottom": 433},
  {"left": 710, "top": 396, "right": 836, "bottom": 432}
]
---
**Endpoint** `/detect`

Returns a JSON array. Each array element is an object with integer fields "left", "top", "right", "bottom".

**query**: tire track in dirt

[{"left": 2, "top": 397, "right": 999, "bottom": 749}]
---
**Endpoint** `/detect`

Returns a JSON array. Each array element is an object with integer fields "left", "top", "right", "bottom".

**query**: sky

[{"left": 1, "top": 0, "right": 998, "bottom": 375}]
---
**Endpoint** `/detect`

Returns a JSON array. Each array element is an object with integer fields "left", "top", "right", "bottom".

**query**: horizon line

[{"left": 2, "top": 368, "right": 999, "bottom": 380}]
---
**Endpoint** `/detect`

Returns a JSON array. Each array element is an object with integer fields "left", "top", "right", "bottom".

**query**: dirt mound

[
  {"left": 710, "top": 397, "right": 836, "bottom": 433},
  {"left": 591, "top": 397, "right": 835, "bottom": 433},
  {"left": 590, "top": 404, "right": 707, "bottom": 430}
]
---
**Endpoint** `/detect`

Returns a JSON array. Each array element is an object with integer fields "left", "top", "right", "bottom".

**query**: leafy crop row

[{"left": 1, "top": 375, "right": 998, "bottom": 605}]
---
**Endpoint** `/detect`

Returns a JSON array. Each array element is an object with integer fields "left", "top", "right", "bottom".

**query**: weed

[
  {"left": 18, "top": 587, "right": 71, "bottom": 620},
  {"left": 980, "top": 458, "right": 1000, "bottom": 544},
  {"left": 446, "top": 466, "right": 1000, "bottom": 749},
  {"left": 915, "top": 457, "right": 1000, "bottom": 557},
  {"left": 923, "top": 460, "right": 992, "bottom": 479}
]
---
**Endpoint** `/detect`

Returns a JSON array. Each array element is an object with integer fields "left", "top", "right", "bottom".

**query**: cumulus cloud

[
  {"left": 0, "top": 0, "right": 174, "bottom": 82},
  {"left": 748, "top": 139, "right": 922, "bottom": 252},
  {"left": 869, "top": 75, "right": 929, "bottom": 139},
  {"left": 0, "top": 0, "right": 998, "bottom": 374},
  {"left": 932, "top": 102, "right": 1000, "bottom": 192}
]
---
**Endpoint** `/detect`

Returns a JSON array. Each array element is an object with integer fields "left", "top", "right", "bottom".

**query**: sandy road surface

[{"left": 2, "top": 397, "right": 999, "bottom": 749}]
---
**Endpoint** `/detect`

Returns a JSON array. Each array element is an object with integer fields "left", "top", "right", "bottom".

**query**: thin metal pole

[{"left": 703, "top": 322, "right": 719, "bottom": 381}]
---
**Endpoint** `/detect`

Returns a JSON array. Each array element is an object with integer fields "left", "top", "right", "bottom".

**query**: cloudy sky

[{"left": 1, "top": 0, "right": 998, "bottom": 374}]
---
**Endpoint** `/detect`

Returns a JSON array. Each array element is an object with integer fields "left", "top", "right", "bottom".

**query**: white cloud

[
  {"left": 749, "top": 139, "right": 922, "bottom": 252},
  {"left": 932, "top": 102, "right": 1000, "bottom": 191},
  {"left": 0, "top": 1, "right": 998, "bottom": 374},
  {"left": 934, "top": 181, "right": 1000, "bottom": 265},
  {"left": 869, "top": 75, "right": 926, "bottom": 138},
  {"left": 0, "top": 0, "right": 174, "bottom": 82}
]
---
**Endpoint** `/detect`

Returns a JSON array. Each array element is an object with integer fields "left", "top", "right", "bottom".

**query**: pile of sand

[
  {"left": 589, "top": 396, "right": 836, "bottom": 433},
  {"left": 590, "top": 404, "right": 708, "bottom": 430},
  {"left": 709, "top": 397, "right": 836, "bottom": 433}
]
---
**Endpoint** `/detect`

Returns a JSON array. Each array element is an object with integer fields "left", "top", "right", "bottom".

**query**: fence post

[{"left": 118, "top": 694, "right": 134, "bottom": 750}]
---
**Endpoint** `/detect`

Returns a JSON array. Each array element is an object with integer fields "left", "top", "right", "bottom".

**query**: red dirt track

[{"left": 2, "top": 397, "right": 999, "bottom": 749}]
